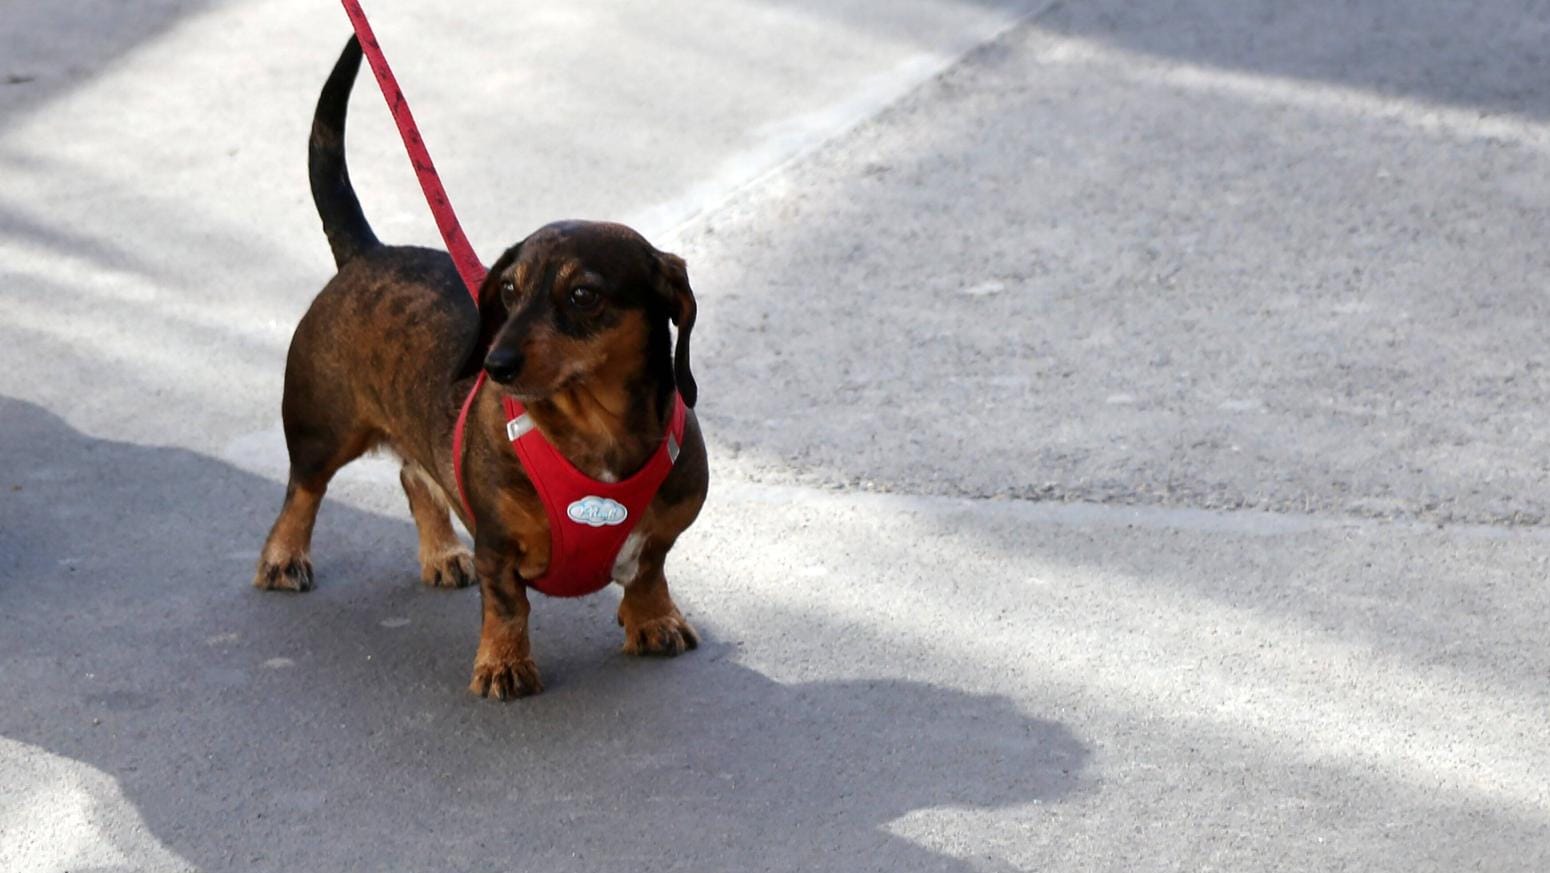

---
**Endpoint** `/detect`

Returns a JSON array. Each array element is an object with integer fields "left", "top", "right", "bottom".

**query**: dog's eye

[
  {"left": 568, "top": 286, "right": 601, "bottom": 310},
  {"left": 499, "top": 279, "right": 515, "bottom": 298}
]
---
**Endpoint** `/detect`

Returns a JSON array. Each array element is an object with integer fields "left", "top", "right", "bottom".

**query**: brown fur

[{"left": 256, "top": 40, "right": 707, "bottom": 699}]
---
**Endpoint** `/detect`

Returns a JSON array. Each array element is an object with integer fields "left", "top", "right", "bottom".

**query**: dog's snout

[{"left": 484, "top": 347, "right": 524, "bottom": 383}]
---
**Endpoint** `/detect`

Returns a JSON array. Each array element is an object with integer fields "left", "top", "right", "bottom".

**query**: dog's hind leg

[
  {"left": 254, "top": 478, "right": 329, "bottom": 592},
  {"left": 254, "top": 374, "right": 377, "bottom": 592},
  {"left": 400, "top": 463, "right": 474, "bottom": 589}
]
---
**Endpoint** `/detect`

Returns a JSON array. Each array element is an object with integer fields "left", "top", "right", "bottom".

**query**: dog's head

[{"left": 472, "top": 220, "right": 697, "bottom": 408}]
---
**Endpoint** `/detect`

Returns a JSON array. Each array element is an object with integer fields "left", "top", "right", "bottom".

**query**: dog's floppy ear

[
  {"left": 655, "top": 251, "right": 698, "bottom": 408},
  {"left": 476, "top": 244, "right": 523, "bottom": 351},
  {"left": 459, "top": 244, "right": 522, "bottom": 379}
]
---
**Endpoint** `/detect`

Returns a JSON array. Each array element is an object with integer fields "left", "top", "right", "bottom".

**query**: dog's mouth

[
  {"left": 490, "top": 365, "right": 588, "bottom": 403},
  {"left": 503, "top": 387, "right": 548, "bottom": 403},
  {"left": 487, "top": 375, "right": 547, "bottom": 402}
]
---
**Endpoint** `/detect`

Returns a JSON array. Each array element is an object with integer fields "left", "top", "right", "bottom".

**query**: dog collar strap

[
  {"left": 502, "top": 392, "right": 688, "bottom": 598},
  {"left": 451, "top": 370, "right": 487, "bottom": 528}
]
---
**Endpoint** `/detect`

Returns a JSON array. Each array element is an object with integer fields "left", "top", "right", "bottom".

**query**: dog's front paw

[
  {"left": 469, "top": 656, "right": 543, "bottom": 701},
  {"left": 622, "top": 613, "right": 699, "bottom": 657},
  {"left": 420, "top": 548, "right": 475, "bottom": 589},
  {"left": 254, "top": 553, "right": 314, "bottom": 592}
]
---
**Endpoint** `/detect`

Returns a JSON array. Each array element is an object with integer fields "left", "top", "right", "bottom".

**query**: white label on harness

[{"left": 566, "top": 496, "right": 628, "bottom": 527}]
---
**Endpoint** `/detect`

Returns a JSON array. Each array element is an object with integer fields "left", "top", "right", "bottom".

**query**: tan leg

[
  {"left": 617, "top": 545, "right": 698, "bottom": 656},
  {"left": 399, "top": 465, "right": 474, "bottom": 589},
  {"left": 468, "top": 547, "right": 542, "bottom": 700},
  {"left": 254, "top": 479, "right": 326, "bottom": 592}
]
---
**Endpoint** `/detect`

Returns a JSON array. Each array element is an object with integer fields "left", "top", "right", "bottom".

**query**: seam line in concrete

[
  {"left": 713, "top": 476, "right": 1550, "bottom": 543},
  {"left": 645, "top": 0, "right": 1065, "bottom": 241}
]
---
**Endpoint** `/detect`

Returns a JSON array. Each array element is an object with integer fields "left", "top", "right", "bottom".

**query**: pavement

[{"left": 2, "top": 0, "right": 1548, "bottom": 870}]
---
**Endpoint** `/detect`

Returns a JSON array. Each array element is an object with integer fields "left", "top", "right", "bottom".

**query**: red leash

[
  {"left": 337, "top": 0, "right": 490, "bottom": 524},
  {"left": 338, "top": 0, "right": 487, "bottom": 299}
]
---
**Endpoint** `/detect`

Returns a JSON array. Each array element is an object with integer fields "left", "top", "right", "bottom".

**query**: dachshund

[{"left": 253, "top": 37, "right": 707, "bottom": 700}]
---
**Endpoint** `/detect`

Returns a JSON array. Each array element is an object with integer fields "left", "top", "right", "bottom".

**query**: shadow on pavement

[
  {"left": 1038, "top": 0, "right": 1550, "bottom": 121},
  {"left": 732, "top": 0, "right": 1548, "bottom": 121},
  {"left": 685, "top": 0, "right": 1550, "bottom": 527},
  {"left": 0, "top": 0, "right": 217, "bottom": 131},
  {"left": 0, "top": 396, "right": 1089, "bottom": 871}
]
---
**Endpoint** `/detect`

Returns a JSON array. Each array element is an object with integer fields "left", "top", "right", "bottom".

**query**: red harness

[
  {"left": 451, "top": 372, "right": 688, "bottom": 597},
  {"left": 342, "top": 1, "right": 685, "bottom": 597}
]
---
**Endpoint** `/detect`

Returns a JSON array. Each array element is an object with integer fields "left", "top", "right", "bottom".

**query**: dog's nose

[{"left": 484, "top": 348, "right": 524, "bottom": 383}]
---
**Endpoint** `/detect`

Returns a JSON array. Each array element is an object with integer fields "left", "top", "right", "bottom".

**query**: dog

[{"left": 253, "top": 37, "right": 708, "bottom": 700}]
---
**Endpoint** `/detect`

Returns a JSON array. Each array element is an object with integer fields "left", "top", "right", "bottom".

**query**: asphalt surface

[{"left": 3, "top": 1, "right": 1549, "bottom": 871}]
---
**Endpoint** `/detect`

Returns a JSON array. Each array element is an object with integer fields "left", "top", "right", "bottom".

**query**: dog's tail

[{"left": 309, "top": 36, "right": 379, "bottom": 268}]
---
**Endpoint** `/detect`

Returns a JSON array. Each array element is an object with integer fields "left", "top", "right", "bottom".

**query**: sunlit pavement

[{"left": 3, "top": 1, "right": 1548, "bottom": 870}]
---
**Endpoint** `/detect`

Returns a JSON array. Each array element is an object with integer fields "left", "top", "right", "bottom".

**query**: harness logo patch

[{"left": 566, "top": 496, "right": 628, "bottom": 527}]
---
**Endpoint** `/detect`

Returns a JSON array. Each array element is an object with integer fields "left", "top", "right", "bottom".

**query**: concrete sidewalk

[{"left": 3, "top": 1, "right": 1549, "bottom": 870}]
